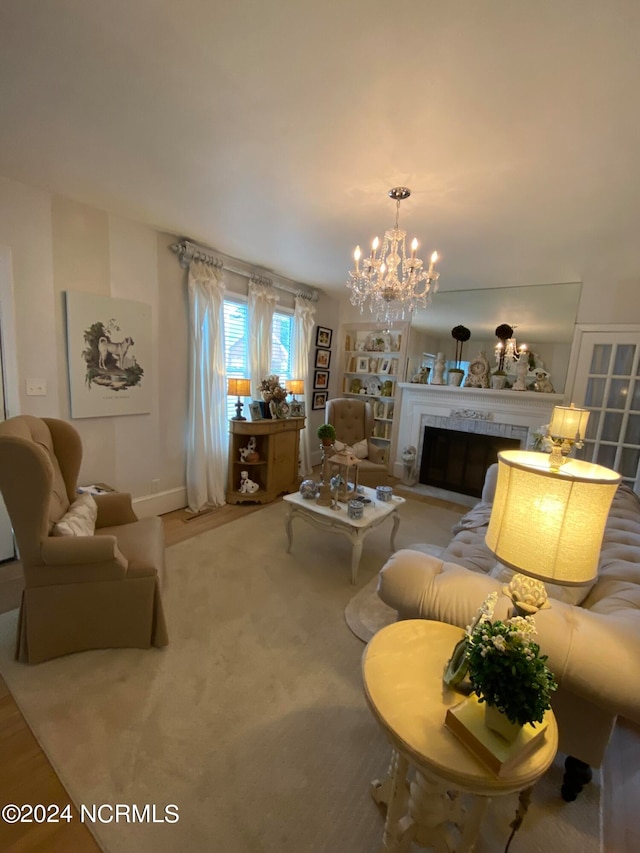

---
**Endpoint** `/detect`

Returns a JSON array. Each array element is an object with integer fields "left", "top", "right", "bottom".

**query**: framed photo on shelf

[
  {"left": 315, "top": 348, "right": 331, "bottom": 369},
  {"left": 249, "top": 401, "right": 263, "bottom": 421},
  {"left": 312, "top": 391, "right": 327, "bottom": 410},
  {"left": 379, "top": 357, "right": 392, "bottom": 374},
  {"left": 316, "top": 326, "right": 333, "bottom": 348},
  {"left": 356, "top": 356, "right": 370, "bottom": 373},
  {"left": 290, "top": 400, "right": 306, "bottom": 417},
  {"left": 314, "top": 370, "right": 329, "bottom": 389}
]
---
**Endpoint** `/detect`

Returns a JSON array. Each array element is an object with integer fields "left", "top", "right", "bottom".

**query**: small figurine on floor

[
  {"left": 401, "top": 446, "right": 418, "bottom": 486},
  {"left": 239, "top": 470, "right": 259, "bottom": 494}
]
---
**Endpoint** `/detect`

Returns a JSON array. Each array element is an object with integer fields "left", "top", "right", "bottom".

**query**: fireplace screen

[{"left": 420, "top": 426, "right": 521, "bottom": 498}]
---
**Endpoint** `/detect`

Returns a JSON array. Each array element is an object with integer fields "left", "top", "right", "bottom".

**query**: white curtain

[
  {"left": 293, "top": 295, "right": 316, "bottom": 476},
  {"left": 248, "top": 280, "right": 278, "bottom": 397},
  {"left": 186, "top": 261, "right": 227, "bottom": 512}
]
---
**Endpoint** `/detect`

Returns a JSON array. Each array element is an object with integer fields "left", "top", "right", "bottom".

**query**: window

[
  {"left": 223, "top": 300, "right": 295, "bottom": 420},
  {"left": 272, "top": 310, "right": 294, "bottom": 382},
  {"left": 224, "top": 299, "right": 249, "bottom": 420}
]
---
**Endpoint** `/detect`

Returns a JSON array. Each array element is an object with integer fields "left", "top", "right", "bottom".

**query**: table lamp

[
  {"left": 227, "top": 378, "right": 251, "bottom": 421},
  {"left": 288, "top": 379, "right": 304, "bottom": 401},
  {"left": 485, "top": 450, "right": 621, "bottom": 613},
  {"left": 546, "top": 404, "right": 590, "bottom": 470}
]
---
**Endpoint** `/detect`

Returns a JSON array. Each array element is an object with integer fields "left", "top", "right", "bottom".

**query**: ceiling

[{"left": 1, "top": 1, "right": 639, "bottom": 308}]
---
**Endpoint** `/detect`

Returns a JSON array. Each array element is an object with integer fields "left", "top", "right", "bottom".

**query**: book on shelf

[{"left": 444, "top": 694, "right": 549, "bottom": 777}]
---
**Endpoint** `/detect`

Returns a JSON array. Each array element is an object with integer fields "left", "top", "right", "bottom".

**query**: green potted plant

[
  {"left": 466, "top": 592, "right": 557, "bottom": 739},
  {"left": 491, "top": 368, "right": 507, "bottom": 389},
  {"left": 317, "top": 423, "right": 336, "bottom": 446}
]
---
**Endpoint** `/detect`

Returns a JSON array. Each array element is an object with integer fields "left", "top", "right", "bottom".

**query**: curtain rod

[{"left": 170, "top": 239, "right": 319, "bottom": 302}]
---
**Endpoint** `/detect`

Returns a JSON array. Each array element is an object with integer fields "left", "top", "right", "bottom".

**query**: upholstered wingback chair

[
  {"left": 0, "top": 415, "right": 168, "bottom": 663},
  {"left": 325, "top": 398, "right": 389, "bottom": 488}
]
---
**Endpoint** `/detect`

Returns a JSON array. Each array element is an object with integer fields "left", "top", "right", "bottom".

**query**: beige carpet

[{"left": 0, "top": 499, "right": 602, "bottom": 852}]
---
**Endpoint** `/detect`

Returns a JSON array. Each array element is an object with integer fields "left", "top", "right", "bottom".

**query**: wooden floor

[{"left": 0, "top": 500, "right": 638, "bottom": 852}]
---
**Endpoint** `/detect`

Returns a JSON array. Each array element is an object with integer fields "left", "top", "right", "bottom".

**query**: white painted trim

[
  {"left": 392, "top": 383, "right": 562, "bottom": 479},
  {"left": 132, "top": 486, "right": 187, "bottom": 519},
  {"left": 0, "top": 245, "right": 20, "bottom": 417}
]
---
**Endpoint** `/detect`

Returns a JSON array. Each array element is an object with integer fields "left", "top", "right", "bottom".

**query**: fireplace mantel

[{"left": 392, "top": 382, "right": 565, "bottom": 479}]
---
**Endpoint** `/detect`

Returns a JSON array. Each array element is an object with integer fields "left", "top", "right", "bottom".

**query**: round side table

[{"left": 362, "top": 620, "right": 558, "bottom": 853}]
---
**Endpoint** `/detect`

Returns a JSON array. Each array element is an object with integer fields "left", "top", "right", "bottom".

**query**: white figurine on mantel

[
  {"left": 431, "top": 352, "right": 446, "bottom": 385},
  {"left": 512, "top": 353, "right": 530, "bottom": 391},
  {"left": 239, "top": 470, "right": 259, "bottom": 494},
  {"left": 533, "top": 369, "right": 555, "bottom": 393}
]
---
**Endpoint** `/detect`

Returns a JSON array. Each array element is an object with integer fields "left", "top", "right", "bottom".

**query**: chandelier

[{"left": 346, "top": 187, "right": 440, "bottom": 324}]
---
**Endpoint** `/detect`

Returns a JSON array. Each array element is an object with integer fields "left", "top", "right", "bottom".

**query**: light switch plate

[{"left": 26, "top": 378, "right": 47, "bottom": 396}]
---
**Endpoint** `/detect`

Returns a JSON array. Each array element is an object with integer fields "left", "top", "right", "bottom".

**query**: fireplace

[
  {"left": 393, "top": 384, "right": 561, "bottom": 498},
  {"left": 419, "top": 426, "right": 521, "bottom": 498}
]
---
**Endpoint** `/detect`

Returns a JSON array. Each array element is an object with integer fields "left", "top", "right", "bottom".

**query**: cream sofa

[{"left": 378, "top": 464, "right": 640, "bottom": 796}]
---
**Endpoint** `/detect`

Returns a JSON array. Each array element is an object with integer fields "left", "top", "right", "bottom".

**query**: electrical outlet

[
  {"left": 26, "top": 378, "right": 47, "bottom": 396},
  {"left": 151, "top": 479, "right": 160, "bottom": 493}
]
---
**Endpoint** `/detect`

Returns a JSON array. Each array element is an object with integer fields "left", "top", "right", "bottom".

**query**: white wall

[{"left": 0, "top": 176, "right": 342, "bottom": 511}]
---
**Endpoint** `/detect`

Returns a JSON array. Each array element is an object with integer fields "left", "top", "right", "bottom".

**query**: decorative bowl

[{"left": 299, "top": 479, "right": 319, "bottom": 499}]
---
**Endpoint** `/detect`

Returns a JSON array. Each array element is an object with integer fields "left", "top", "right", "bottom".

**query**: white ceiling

[{"left": 1, "top": 1, "right": 639, "bottom": 311}]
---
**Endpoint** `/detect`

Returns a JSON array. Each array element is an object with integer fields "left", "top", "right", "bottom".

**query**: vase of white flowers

[{"left": 465, "top": 593, "right": 558, "bottom": 740}]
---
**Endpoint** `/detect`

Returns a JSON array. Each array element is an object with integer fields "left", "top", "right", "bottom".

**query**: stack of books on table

[{"left": 445, "top": 693, "right": 549, "bottom": 777}]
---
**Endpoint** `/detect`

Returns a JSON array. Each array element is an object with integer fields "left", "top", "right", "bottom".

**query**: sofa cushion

[
  {"left": 352, "top": 438, "right": 369, "bottom": 459},
  {"left": 333, "top": 438, "right": 369, "bottom": 459},
  {"left": 52, "top": 493, "right": 98, "bottom": 537},
  {"left": 367, "top": 442, "right": 387, "bottom": 465}
]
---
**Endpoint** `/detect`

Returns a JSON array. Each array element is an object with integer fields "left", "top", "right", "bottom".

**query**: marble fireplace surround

[{"left": 392, "top": 383, "right": 565, "bottom": 481}]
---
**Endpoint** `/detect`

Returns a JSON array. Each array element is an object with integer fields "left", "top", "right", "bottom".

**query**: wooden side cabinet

[{"left": 227, "top": 417, "right": 305, "bottom": 504}]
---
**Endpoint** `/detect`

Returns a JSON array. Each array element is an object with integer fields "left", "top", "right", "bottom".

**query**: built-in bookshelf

[{"left": 339, "top": 322, "right": 409, "bottom": 455}]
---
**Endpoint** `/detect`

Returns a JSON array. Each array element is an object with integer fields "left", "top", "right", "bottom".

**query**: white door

[{"left": 568, "top": 327, "right": 640, "bottom": 492}]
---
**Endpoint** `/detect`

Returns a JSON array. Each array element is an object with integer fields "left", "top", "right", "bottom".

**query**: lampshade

[
  {"left": 288, "top": 379, "right": 305, "bottom": 396},
  {"left": 227, "top": 378, "right": 251, "bottom": 397},
  {"left": 549, "top": 404, "right": 590, "bottom": 441},
  {"left": 486, "top": 450, "right": 621, "bottom": 586}
]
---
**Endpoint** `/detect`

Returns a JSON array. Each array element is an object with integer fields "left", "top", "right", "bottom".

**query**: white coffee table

[{"left": 282, "top": 485, "right": 406, "bottom": 584}]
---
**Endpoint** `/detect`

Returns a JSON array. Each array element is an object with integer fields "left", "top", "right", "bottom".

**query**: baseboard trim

[{"left": 132, "top": 487, "right": 187, "bottom": 518}]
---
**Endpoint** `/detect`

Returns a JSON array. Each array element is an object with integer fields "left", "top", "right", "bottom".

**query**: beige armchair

[
  {"left": 0, "top": 415, "right": 168, "bottom": 664},
  {"left": 325, "top": 397, "right": 390, "bottom": 488}
]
